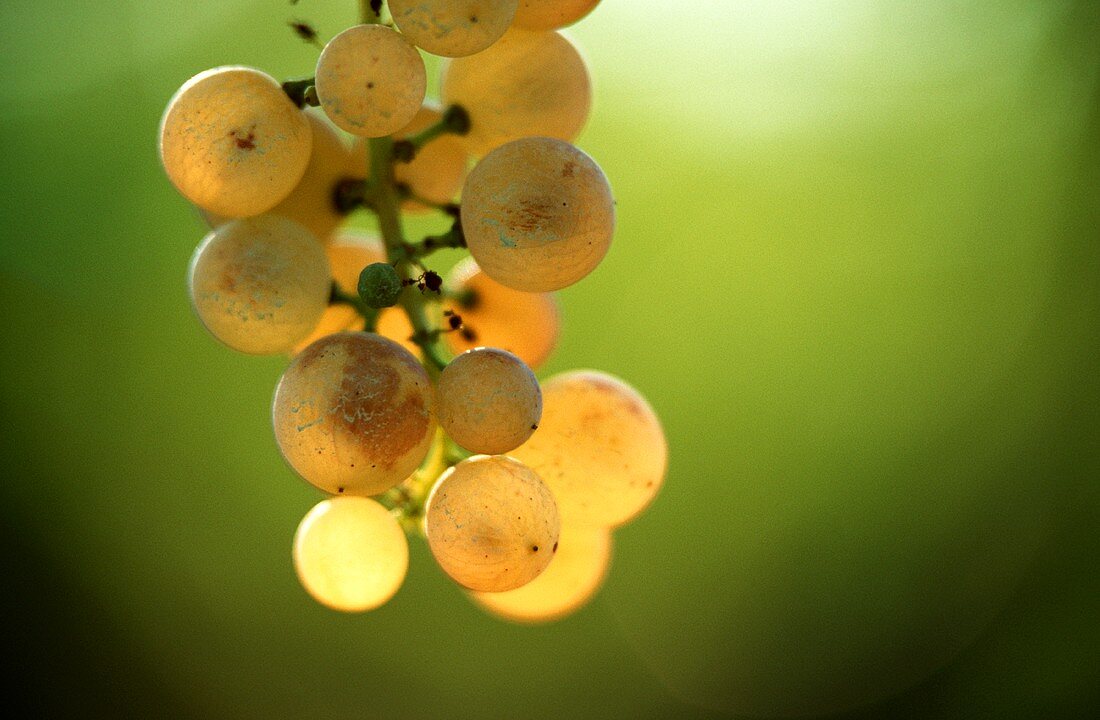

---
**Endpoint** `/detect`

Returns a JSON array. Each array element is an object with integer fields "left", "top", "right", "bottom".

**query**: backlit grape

[
  {"left": 512, "top": 0, "right": 601, "bottom": 30},
  {"left": 393, "top": 102, "right": 469, "bottom": 214},
  {"left": 293, "top": 496, "right": 408, "bottom": 612},
  {"left": 160, "top": 66, "right": 312, "bottom": 217},
  {"left": 316, "top": 24, "right": 427, "bottom": 137},
  {"left": 461, "top": 137, "right": 614, "bottom": 291},
  {"left": 188, "top": 216, "right": 330, "bottom": 354},
  {"left": 437, "top": 348, "right": 541, "bottom": 454},
  {"left": 273, "top": 332, "right": 436, "bottom": 496},
  {"left": 425, "top": 455, "right": 560, "bottom": 592},
  {"left": 390, "top": 0, "right": 518, "bottom": 57},
  {"left": 510, "top": 371, "right": 666, "bottom": 527}
]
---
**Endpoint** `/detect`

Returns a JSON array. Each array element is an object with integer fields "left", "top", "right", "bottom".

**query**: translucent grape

[
  {"left": 202, "top": 111, "right": 364, "bottom": 242},
  {"left": 393, "top": 103, "right": 469, "bottom": 214},
  {"left": 437, "top": 348, "right": 541, "bottom": 454},
  {"left": 441, "top": 29, "right": 590, "bottom": 156},
  {"left": 316, "top": 24, "right": 427, "bottom": 137},
  {"left": 291, "top": 231, "right": 385, "bottom": 354},
  {"left": 461, "top": 137, "right": 614, "bottom": 291},
  {"left": 389, "top": 0, "right": 518, "bottom": 57},
  {"left": 470, "top": 523, "right": 611, "bottom": 623},
  {"left": 273, "top": 332, "right": 436, "bottom": 496},
  {"left": 425, "top": 455, "right": 560, "bottom": 592},
  {"left": 443, "top": 258, "right": 560, "bottom": 369},
  {"left": 159, "top": 66, "right": 312, "bottom": 217},
  {"left": 512, "top": 0, "right": 601, "bottom": 30},
  {"left": 293, "top": 496, "right": 408, "bottom": 612},
  {"left": 510, "top": 371, "right": 666, "bottom": 527},
  {"left": 188, "top": 216, "right": 330, "bottom": 354}
]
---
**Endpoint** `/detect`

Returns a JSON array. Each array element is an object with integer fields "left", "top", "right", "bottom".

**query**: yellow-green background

[{"left": 1, "top": 1, "right": 1097, "bottom": 717}]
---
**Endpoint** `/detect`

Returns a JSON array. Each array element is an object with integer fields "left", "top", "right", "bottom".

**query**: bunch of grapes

[{"left": 159, "top": 0, "right": 667, "bottom": 623}]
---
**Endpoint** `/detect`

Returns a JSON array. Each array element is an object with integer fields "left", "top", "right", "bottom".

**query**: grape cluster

[{"left": 159, "top": 0, "right": 666, "bottom": 623}]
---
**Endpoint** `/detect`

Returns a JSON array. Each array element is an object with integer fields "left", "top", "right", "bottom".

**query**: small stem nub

[
  {"left": 282, "top": 78, "right": 319, "bottom": 108},
  {"left": 392, "top": 105, "right": 472, "bottom": 163}
]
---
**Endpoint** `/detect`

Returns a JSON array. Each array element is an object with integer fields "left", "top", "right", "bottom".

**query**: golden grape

[
  {"left": 390, "top": 0, "right": 518, "bottom": 57},
  {"left": 512, "top": 0, "right": 601, "bottom": 30},
  {"left": 437, "top": 348, "right": 542, "bottom": 454}
]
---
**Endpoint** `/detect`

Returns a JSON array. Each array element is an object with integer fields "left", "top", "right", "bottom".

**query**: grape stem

[
  {"left": 281, "top": 78, "right": 319, "bottom": 108},
  {"left": 359, "top": 0, "right": 382, "bottom": 25},
  {"left": 399, "top": 222, "right": 466, "bottom": 259},
  {"left": 328, "top": 282, "right": 378, "bottom": 332},
  {"left": 391, "top": 105, "right": 472, "bottom": 162}
]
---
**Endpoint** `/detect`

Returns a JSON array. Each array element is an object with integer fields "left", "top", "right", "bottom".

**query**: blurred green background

[{"left": 1, "top": 1, "right": 1097, "bottom": 717}]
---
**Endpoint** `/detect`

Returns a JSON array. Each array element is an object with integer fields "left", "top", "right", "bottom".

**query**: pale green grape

[
  {"left": 461, "top": 137, "right": 614, "bottom": 291},
  {"left": 188, "top": 215, "right": 330, "bottom": 354},
  {"left": 425, "top": 455, "right": 560, "bottom": 592},
  {"left": 316, "top": 24, "right": 426, "bottom": 137},
  {"left": 272, "top": 332, "right": 436, "bottom": 495},
  {"left": 437, "top": 348, "right": 542, "bottom": 454},
  {"left": 293, "top": 496, "right": 408, "bottom": 612},
  {"left": 390, "top": 0, "right": 518, "bottom": 57},
  {"left": 513, "top": 0, "right": 601, "bottom": 30},
  {"left": 510, "top": 370, "right": 666, "bottom": 527},
  {"left": 160, "top": 66, "right": 312, "bottom": 217},
  {"left": 440, "top": 28, "right": 590, "bottom": 155}
]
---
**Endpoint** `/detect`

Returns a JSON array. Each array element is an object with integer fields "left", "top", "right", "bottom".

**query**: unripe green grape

[
  {"left": 293, "top": 496, "right": 408, "bottom": 612},
  {"left": 272, "top": 332, "right": 436, "bottom": 496},
  {"left": 188, "top": 216, "right": 330, "bottom": 355},
  {"left": 469, "top": 523, "right": 611, "bottom": 623},
  {"left": 510, "top": 371, "right": 666, "bottom": 527},
  {"left": 512, "top": 0, "right": 601, "bottom": 30},
  {"left": 316, "top": 24, "right": 427, "bottom": 137},
  {"left": 461, "top": 137, "right": 614, "bottom": 291},
  {"left": 394, "top": 103, "right": 469, "bottom": 214},
  {"left": 425, "top": 455, "right": 560, "bottom": 592},
  {"left": 441, "top": 29, "right": 590, "bottom": 156},
  {"left": 291, "top": 231, "right": 384, "bottom": 355},
  {"left": 444, "top": 258, "right": 561, "bottom": 369},
  {"left": 437, "top": 348, "right": 542, "bottom": 454},
  {"left": 159, "top": 66, "right": 312, "bottom": 217},
  {"left": 359, "top": 262, "right": 403, "bottom": 309},
  {"left": 389, "top": 0, "right": 518, "bottom": 57}
]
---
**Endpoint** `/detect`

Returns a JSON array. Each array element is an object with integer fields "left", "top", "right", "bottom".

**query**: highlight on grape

[{"left": 159, "top": 0, "right": 667, "bottom": 623}]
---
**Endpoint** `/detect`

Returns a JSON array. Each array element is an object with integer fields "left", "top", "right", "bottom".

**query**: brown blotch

[
  {"left": 561, "top": 161, "right": 576, "bottom": 178},
  {"left": 552, "top": 541, "right": 558, "bottom": 553},
  {"left": 228, "top": 128, "right": 257, "bottom": 150},
  {"left": 507, "top": 198, "right": 554, "bottom": 233},
  {"left": 531, "top": 545, "right": 539, "bottom": 552}
]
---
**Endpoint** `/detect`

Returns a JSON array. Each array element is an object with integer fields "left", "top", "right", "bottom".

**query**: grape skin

[
  {"left": 425, "top": 455, "right": 560, "bottom": 592},
  {"left": 188, "top": 216, "right": 331, "bottom": 354},
  {"left": 444, "top": 258, "right": 561, "bottom": 369},
  {"left": 316, "top": 24, "right": 427, "bottom": 137},
  {"left": 470, "top": 523, "right": 612, "bottom": 623},
  {"left": 160, "top": 66, "right": 312, "bottom": 217},
  {"left": 437, "top": 348, "right": 542, "bottom": 454},
  {"left": 512, "top": 0, "right": 601, "bottom": 30},
  {"left": 441, "top": 29, "right": 590, "bottom": 156},
  {"left": 390, "top": 0, "right": 518, "bottom": 58},
  {"left": 461, "top": 137, "right": 614, "bottom": 291},
  {"left": 272, "top": 332, "right": 436, "bottom": 496},
  {"left": 509, "top": 370, "right": 667, "bottom": 527},
  {"left": 293, "top": 496, "right": 409, "bottom": 612}
]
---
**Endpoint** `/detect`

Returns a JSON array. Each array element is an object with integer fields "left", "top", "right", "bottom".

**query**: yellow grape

[
  {"left": 512, "top": 0, "right": 601, "bottom": 30},
  {"left": 394, "top": 103, "right": 469, "bottom": 213},
  {"left": 440, "top": 29, "right": 590, "bottom": 156},
  {"left": 469, "top": 523, "right": 611, "bottom": 623},
  {"left": 272, "top": 332, "right": 436, "bottom": 496},
  {"left": 293, "top": 496, "right": 408, "bottom": 612},
  {"left": 461, "top": 137, "right": 614, "bottom": 291},
  {"left": 188, "top": 216, "right": 330, "bottom": 354},
  {"left": 425, "top": 455, "right": 560, "bottom": 592},
  {"left": 437, "top": 348, "right": 542, "bottom": 454},
  {"left": 510, "top": 370, "right": 666, "bottom": 527},
  {"left": 291, "top": 231, "right": 386, "bottom": 354},
  {"left": 160, "top": 66, "right": 312, "bottom": 217},
  {"left": 390, "top": 0, "right": 518, "bottom": 57},
  {"left": 376, "top": 306, "right": 421, "bottom": 359},
  {"left": 444, "top": 258, "right": 560, "bottom": 369},
  {"left": 316, "top": 24, "right": 426, "bottom": 137}
]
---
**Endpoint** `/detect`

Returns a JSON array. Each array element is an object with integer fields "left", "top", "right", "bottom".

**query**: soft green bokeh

[{"left": 0, "top": 1, "right": 1096, "bottom": 718}]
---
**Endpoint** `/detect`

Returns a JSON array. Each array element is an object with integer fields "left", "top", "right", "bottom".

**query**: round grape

[
  {"left": 393, "top": 102, "right": 469, "bottom": 214},
  {"left": 441, "top": 29, "right": 590, "bottom": 156},
  {"left": 188, "top": 216, "right": 330, "bottom": 354},
  {"left": 316, "top": 24, "right": 427, "bottom": 137},
  {"left": 425, "top": 455, "right": 560, "bottom": 592},
  {"left": 359, "top": 263, "right": 403, "bottom": 309},
  {"left": 390, "top": 0, "right": 518, "bottom": 57},
  {"left": 273, "top": 332, "right": 436, "bottom": 496},
  {"left": 510, "top": 371, "right": 666, "bottom": 527},
  {"left": 293, "top": 496, "right": 408, "bottom": 612},
  {"left": 160, "top": 66, "right": 312, "bottom": 217},
  {"left": 512, "top": 0, "right": 601, "bottom": 30},
  {"left": 469, "top": 523, "right": 611, "bottom": 623},
  {"left": 461, "top": 137, "right": 614, "bottom": 291},
  {"left": 437, "top": 348, "right": 542, "bottom": 454},
  {"left": 443, "top": 259, "right": 560, "bottom": 368}
]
